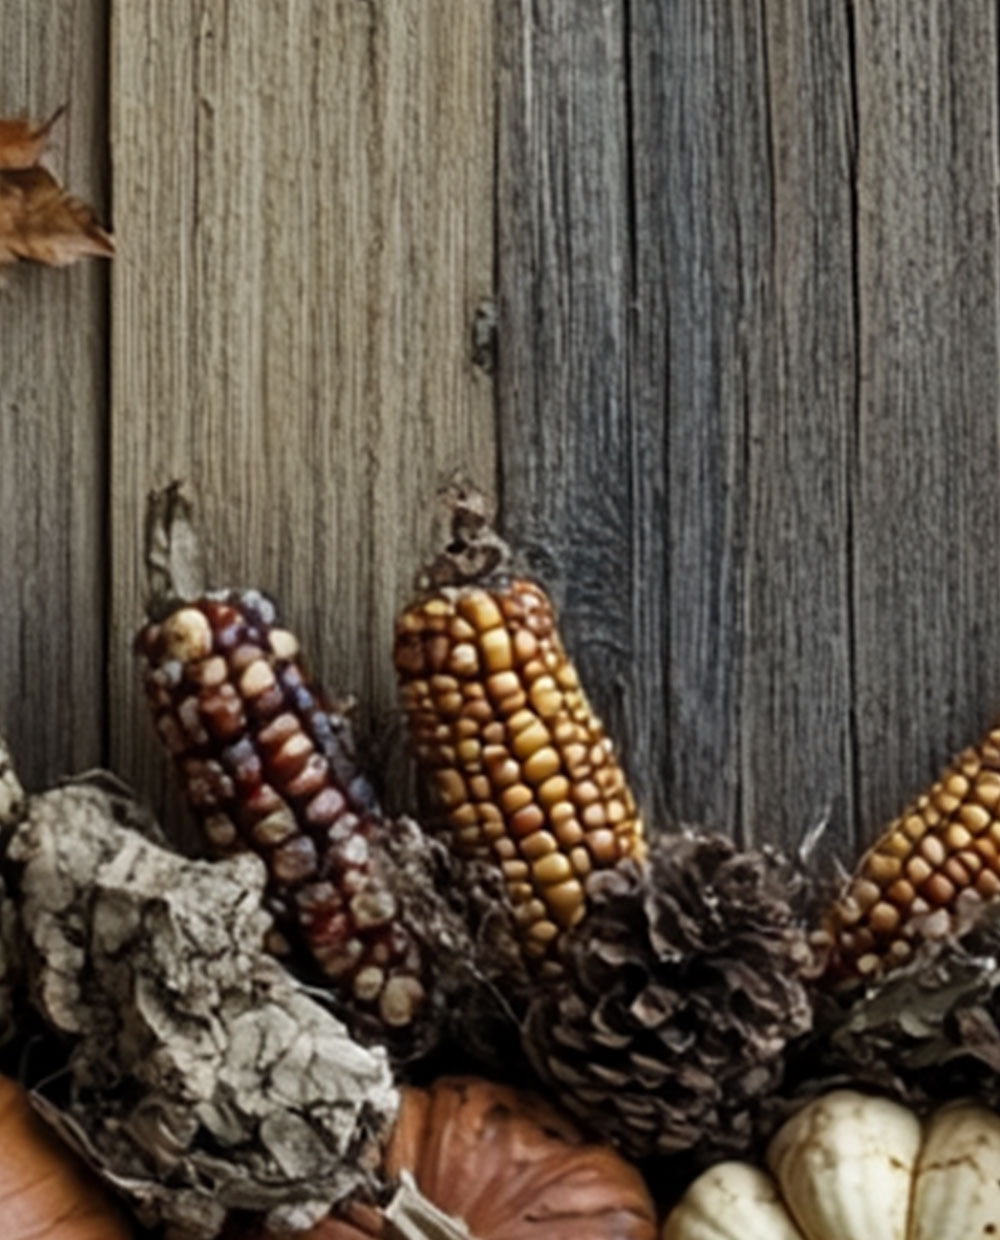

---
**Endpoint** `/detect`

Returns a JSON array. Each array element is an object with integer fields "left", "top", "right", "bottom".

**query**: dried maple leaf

[{"left": 0, "top": 105, "right": 113, "bottom": 272}]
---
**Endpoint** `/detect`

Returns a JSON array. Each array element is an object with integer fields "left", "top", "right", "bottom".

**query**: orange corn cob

[
  {"left": 828, "top": 726, "right": 1000, "bottom": 977},
  {"left": 394, "top": 577, "right": 645, "bottom": 962},
  {"left": 136, "top": 589, "right": 426, "bottom": 1031}
]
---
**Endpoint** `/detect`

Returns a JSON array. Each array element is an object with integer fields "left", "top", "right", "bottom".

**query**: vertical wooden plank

[
  {"left": 111, "top": 1, "right": 496, "bottom": 831},
  {"left": 500, "top": 1, "right": 857, "bottom": 852},
  {"left": 741, "top": 5, "right": 857, "bottom": 852},
  {"left": 495, "top": 2, "right": 655, "bottom": 813},
  {"left": 853, "top": 1, "right": 1000, "bottom": 834},
  {"left": 629, "top": 1, "right": 857, "bottom": 850},
  {"left": 0, "top": 0, "right": 109, "bottom": 789},
  {"left": 629, "top": 2, "right": 762, "bottom": 837}
]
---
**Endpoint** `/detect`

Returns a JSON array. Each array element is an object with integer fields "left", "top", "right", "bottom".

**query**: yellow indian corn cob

[
  {"left": 828, "top": 726, "right": 1000, "bottom": 978},
  {"left": 393, "top": 577, "right": 645, "bottom": 961}
]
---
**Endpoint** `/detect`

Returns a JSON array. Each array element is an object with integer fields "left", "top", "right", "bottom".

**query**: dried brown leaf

[
  {"left": 0, "top": 106, "right": 64, "bottom": 169},
  {"left": 0, "top": 166, "right": 114, "bottom": 268},
  {"left": 0, "top": 106, "right": 112, "bottom": 272}
]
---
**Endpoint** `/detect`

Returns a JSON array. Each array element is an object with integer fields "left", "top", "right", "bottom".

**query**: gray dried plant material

[
  {"left": 799, "top": 896, "right": 1000, "bottom": 1109},
  {"left": 383, "top": 1171, "right": 474, "bottom": 1240},
  {"left": 521, "top": 830, "right": 819, "bottom": 1162},
  {"left": 357, "top": 836, "right": 532, "bottom": 1077},
  {"left": 287, "top": 808, "right": 512, "bottom": 1066},
  {"left": 291, "top": 812, "right": 528, "bottom": 1068},
  {"left": 7, "top": 777, "right": 398, "bottom": 1239},
  {"left": 370, "top": 819, "right": 525, "bottom": 1065},
  {"left": 143, "top": 479, "right": 207, "bottom": 617}
]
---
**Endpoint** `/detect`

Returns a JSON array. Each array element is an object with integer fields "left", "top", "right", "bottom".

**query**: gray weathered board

[{"left": 2, "top": 0, "right": 999, "bottom": 864}]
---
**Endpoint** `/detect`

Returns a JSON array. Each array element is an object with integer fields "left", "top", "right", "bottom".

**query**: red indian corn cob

[
  {"left": 827, "top": 724, "right": 1000, "bottom": 978},
  {"left": 393, "top": 576, "right": 645, "bottom": 962},
  {"left": 136, "top": 588, "right": 427, "bottom": 1032}
]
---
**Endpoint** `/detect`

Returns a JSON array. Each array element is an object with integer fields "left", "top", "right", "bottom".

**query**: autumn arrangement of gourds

[{"left": 5, "top": 102, "right": 1000, "bottom": 1240}]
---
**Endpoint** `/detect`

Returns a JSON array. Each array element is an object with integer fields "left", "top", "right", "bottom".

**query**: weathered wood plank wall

[
  {"left": 0, "top": 0, "right": 109, "bottom": 790},
  {"left": 852, "top": 2, "right": 1000, "bottom": 842},
  {"left": 498, "top": 0, "right": 1000, "bottom": 856},
  {"left": 110, "top": 0, "right": 495, "bottom": 832},
  {"left": 1, "top": 1, "right": 999, "bottom": 866}
]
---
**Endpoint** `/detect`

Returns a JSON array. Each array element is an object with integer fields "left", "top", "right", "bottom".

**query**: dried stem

[
  {"left": 6, "top": 775, "right": 398, "bottom": 1238},
  {"left": 143, "top": 481, "right": 207, "bottom": 619},
  {"left": 384, "top": 1172, "right": 475, "bottom": 1240}
]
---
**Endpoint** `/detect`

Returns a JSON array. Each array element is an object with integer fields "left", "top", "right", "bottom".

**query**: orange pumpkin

[
  {"left": 247, "top": 1076, "right": 657, "bottom": 1240},
  {"left": 0, "top": 1075, "right": 133, "bottom": 1239}
]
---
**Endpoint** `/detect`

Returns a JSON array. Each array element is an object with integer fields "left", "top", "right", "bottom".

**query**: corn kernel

[
  {"left": 481, "top": 626, "right": 513, "bottom": 671},
  {"left": 520, "top": 830, "right": 557, "bottom": 860},
  {"left": 511, "top": 719, "right": 550, "bottom": 759},
  {"left": 523, "top": 746, "right": 561, "bottom": 785},
  {"left": 532, "top": 853, "right": 573, "bottom": 884}
]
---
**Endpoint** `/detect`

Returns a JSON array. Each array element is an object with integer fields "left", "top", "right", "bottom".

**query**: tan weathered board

[
  {"left": 0, "top": 0, "right": 110, "bottom": 791},
  {"left": 110, "top": 0, "right": 496, "bottom": 836}
]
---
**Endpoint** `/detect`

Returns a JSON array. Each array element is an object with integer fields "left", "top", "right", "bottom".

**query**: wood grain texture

[
  {"left": 111, "top": 0, "right": 496, "bottom": 837},
  {"left": 497, "top": 1, "right": 1000, "bottom": 857},
  {"left": 495, "top": 1, "right": 652, "bottom": 815},
  {"left": 852, "top": 1, "right": 1000, "bottom": 835},
  {"left": 499, "top": 1, "right": 858, "bottom": 851},
  {"left": 1, "top": 0, "right": 995, "bottom": 872},
  {"left": 634, "top": 1, "right": 762, "bottom": 840},
  {"left": 0, "top": 0, "right": 109, "bottom": 790}
]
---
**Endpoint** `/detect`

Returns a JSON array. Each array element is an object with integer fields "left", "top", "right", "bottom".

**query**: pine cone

[{"left": 521, "top": 830, "right": 818, "bottom": 1161}]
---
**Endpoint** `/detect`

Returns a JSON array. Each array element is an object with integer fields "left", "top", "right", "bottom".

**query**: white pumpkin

[{"left": 662, "top": 1090, "right": 1000, "bottom": 1240}]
